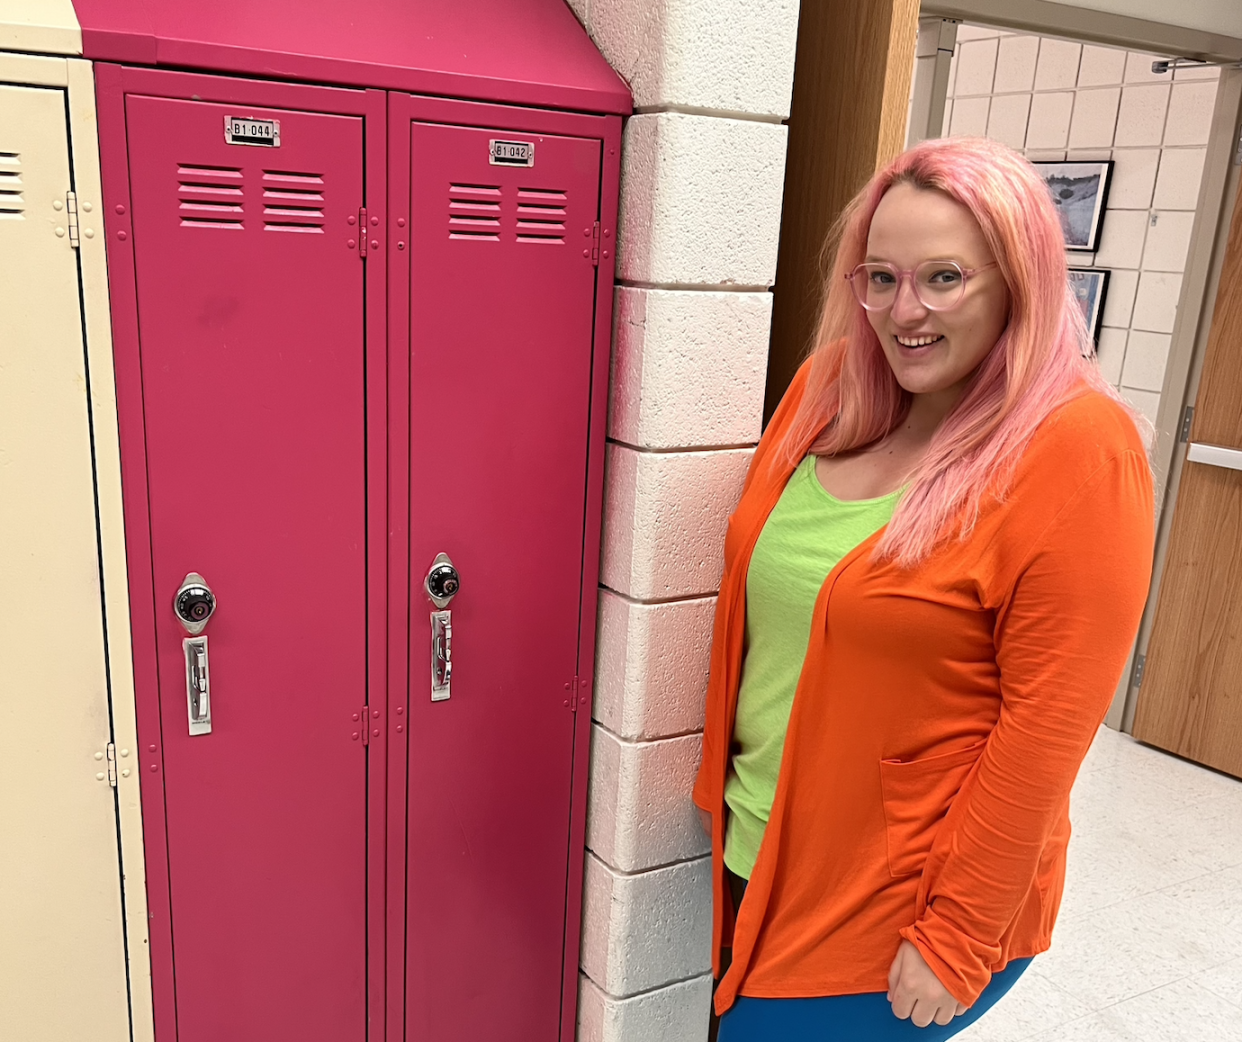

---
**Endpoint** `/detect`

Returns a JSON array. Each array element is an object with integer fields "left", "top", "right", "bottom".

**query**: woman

[{"left": 693, "top": 136, "right": 1154, "bottom": 1040}]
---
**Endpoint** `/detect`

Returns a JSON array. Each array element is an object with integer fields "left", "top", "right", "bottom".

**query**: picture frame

[
  {"left": 1068, "top": 268, "right": 1110, "bottom": 351},
  {"left": 1032, "top": 160, "right": 1114, "bottom": 252}
]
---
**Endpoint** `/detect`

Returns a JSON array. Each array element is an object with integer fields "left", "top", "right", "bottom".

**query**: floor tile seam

[
  {"left": 1057, "top": 878, "right": 1195, "bottom": 924},
  {"left": 1020, "top": 1000, "right": 1107, "bottom": 1040},
  {"left": 1195, "top": 973, "right": 1242, "bottom": 1012},
  {"left": 1005, "top": 973, "right": 1093, "bottom": 1042},
  {"left": 1028, "top": 967, "right": 1095, "bottom": 1011},
  {"left": 1198, "top": 953, "right": 1242, "bottom": 975},
  {"left": 1038, "top": 960, "right": 1213, "bottom": 1017},
  {"left": 1146, "top": 863, "right": 1230, "bottom": 897},
  {"left": 1081, "top": 968, "right": 1205, "bottom": 1016}
]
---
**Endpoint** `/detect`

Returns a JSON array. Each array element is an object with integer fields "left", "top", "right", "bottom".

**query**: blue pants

[{"left": 717, "top": 957, "right": 1032, "bottom": 1041}]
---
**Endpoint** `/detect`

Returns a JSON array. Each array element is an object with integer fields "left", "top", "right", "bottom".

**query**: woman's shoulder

[
  {"left": 975, "top": 386, "right": 1153, "bottom": 580},
  {"left": 1018, "top": 385, "right": 1149, "bottom": 488}
]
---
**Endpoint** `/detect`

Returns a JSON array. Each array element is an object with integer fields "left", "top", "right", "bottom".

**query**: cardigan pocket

[{"left": 879, "top": 740, "right": 988, "bottom": 878}]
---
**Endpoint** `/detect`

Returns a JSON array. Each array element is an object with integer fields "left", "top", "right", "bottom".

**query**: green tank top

[{"left": 723, "top": 455, "right": 901, "bottom": 879}]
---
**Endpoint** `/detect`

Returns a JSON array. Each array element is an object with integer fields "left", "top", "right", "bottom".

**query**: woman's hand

[
  {"left": 697, "top": 808, "right": 712, "bottom": 837},
  {"left": 887, "top": 940, "right": 967, "bottom": 1027}
]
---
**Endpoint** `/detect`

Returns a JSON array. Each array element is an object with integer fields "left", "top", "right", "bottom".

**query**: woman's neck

[{"left": 905, "top": 379, "right": 970, "bottom": 438}]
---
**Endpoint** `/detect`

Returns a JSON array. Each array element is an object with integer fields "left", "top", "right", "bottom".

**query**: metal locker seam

[
  {"left": 383, "top": 89, "right": 413, "bottom": 1042},
  {"left": 93, "top": 58, "right": 179, "bottom": 1042},
  {"left": 362, "top": 85, "right": 391, "bottom": 1042},
  {"left": 559, "top": 111, "right": 625, "bottom": 1042},
  {"left": 67, "top": 55, "right": 157, "bottom": 1042}
]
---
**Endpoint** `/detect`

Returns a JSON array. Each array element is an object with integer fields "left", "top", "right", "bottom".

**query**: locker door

[
  {"left": 405, "top": 122, "right": 601, "bottom": 1041},
  {"left": 124, "top": 95, "right": 368, "bottom": 1042},
  {"left": 0, "top": 84, "right": 132, "bottom": 1041}
]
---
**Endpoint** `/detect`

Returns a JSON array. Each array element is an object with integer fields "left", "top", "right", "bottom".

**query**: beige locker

[{"left": 0, "top": 36, "right": 153, "bottom": 1042}]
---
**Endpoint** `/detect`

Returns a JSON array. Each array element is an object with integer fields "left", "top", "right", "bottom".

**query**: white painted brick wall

[
  {"left": 581, "top": 853, "right": 713, "bottom": 996},
  {"left": 587, "top": 726, "right": 711, "bottom": 872},
  {"left": 570, "top": 1, "right": 797, "bottom": 1037},
  {"left": 941, "top": 27, "right": 1219, "bottom": 439},
  {"left": 616, "top": 113, "right": 788, "bottom": 286},
  {"left": 584, "top": 0, "right": 799, "bottom": 117},
  {"left": 609, "top": 287, "right": 769, "bottom": 449},
  {"left": 601, "top": 444, "right": 753, "bottom": 600},
  {"left": 578, "top": 973, "right": 713, "bottom": 1042},
  {"left": 593, "top": 590, "right": 714, "bottom": 740}
]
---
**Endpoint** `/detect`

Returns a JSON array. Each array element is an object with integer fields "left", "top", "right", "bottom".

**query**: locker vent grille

[
  {"left": 263, "top": 169, "right": 325, "bottom": 233},
  {"left": 0, "top": 152, "right": 23, "bottom": 217},
  {"left": 449, "top": 183, "right": 501, "bottom": 241},
  {"left": 178, "top": 164, "right": 243, "bottom": 228},
  {"left": 516, "top": 188, "right": 566, "bottom": 244}
]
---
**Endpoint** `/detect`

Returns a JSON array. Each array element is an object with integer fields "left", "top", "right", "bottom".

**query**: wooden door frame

[
  {"left": 764, "top": 0, "right": 922, "bottom": 427},
  {"left": 897, "top": 3, "right": 1242, "bottom": 729}
]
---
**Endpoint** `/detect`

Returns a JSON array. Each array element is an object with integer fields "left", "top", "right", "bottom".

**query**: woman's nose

[{"left": 889, "top": 276, "right": 928, "bottom": 323}]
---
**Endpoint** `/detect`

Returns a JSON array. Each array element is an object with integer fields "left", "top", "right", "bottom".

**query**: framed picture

[
  {"left": 1033, "top": 160, "right": 1114, "bottom": 251},
  {"left": 1068, "top": 268, "right": 1109, "bottom": 350}
]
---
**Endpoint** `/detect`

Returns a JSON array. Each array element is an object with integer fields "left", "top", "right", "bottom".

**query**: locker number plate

[
  {"left": 489, "top": 139, "right": 534, "bottom": 167},
  {"left": 225, "top": 116, "right": 281, "bottom": 148}
]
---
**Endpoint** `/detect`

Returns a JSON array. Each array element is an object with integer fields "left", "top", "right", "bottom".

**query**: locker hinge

[
  {"left": 358, "top": 207, "right": 367, "bottom": 257},
  {"left": 591, "top": 222, "right": 600, "bottom": 267},
  {"left": 571, "top": 676, "right": 580, "bottom": 712},
  {"left": 1178, "top": 405, "right": 1195, "bottom": 443},
  {"left": 66, "top": 190, "right": 80, "bottom": 248},
  {"left": 1131, "top": 654, "right": 1146, "bottom": 689},
  {"left": 361, "top": 704, "right": 370, "bottom": 745},
  {"left": 105, "top": 743, "right": 118, "bottom": 787}
]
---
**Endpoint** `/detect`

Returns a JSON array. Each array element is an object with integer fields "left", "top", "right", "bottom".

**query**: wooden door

[
  {"left": 0, "top": 82, "right": 132, "bottom": 1041},
  {"left": 765, "top": 0, "right": 920, "bottom": 422},
  {"left": 402, "top": 120, "right": 601, "bottom": 1042},
  {"left": 122, "top": 93, "right": 369, "bottom": 1041},
  {"left": 1133, "top": 177, "right": 1242, "bottom": 777}
]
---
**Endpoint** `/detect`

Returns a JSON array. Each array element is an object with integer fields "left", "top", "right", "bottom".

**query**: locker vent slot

[
  {"left": 178, "top": 164, "right": 243, "bottom": 228},
  {"left": 516, "top": 187, "right": 566, "bottom": 243},
  {"left": 0, "top": 152, "right": 23, "bottom": 217},
  {"left": 263, "top": 169, "right": 325, "bottom": 233},
  {"left": 449, "top": 183, "right": 502, "bottom": 241}
]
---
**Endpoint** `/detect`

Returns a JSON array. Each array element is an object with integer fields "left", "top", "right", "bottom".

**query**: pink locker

[{"left": 79, "top": 2, "right": 628, "bottom": 1040}]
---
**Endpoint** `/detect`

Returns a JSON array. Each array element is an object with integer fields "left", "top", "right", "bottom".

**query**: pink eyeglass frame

[{"left": 844, "top": 260, "right": 998, "bottom": 312}]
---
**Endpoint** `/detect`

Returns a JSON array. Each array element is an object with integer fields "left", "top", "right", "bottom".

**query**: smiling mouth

[{"left": 893, "top": 334, "right": 945, "bottom": 348}]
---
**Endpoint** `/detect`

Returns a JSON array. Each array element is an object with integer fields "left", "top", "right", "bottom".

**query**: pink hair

[{"left": 783, "top": 136, "right": 1147, "bottom": 567}]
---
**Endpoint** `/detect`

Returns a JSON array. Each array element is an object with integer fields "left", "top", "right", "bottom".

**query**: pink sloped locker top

[{"left": 71, "top": 0, "right": 632, "bottom": 114}]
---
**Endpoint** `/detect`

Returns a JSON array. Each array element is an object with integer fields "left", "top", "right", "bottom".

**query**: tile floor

[{"left": 958, "top": 726, "right": 1242, "bottom": 1042}]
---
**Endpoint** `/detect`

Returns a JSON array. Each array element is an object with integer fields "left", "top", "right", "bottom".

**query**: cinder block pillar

[{"left": 568, "top": 3, "right": 800, "bottom": 1040}]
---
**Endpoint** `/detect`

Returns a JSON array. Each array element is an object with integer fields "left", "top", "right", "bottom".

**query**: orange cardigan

[{"left": 693, "top": 361, "right": 1154, "bottom": 1013}]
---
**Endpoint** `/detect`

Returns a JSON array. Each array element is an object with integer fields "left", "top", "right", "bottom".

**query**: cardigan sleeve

[{"left": 899, "top": 447, "right": 1154, "bottom": 1006}]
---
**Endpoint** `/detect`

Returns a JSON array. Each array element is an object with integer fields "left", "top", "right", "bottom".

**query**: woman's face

[{"left": 862, "top": 183, "right": 1010, "bottom": 407}]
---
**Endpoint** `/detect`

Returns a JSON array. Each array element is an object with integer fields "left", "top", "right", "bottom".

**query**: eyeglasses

[{"left": 844, "top": 260, "right": 997, "bottom": 312}]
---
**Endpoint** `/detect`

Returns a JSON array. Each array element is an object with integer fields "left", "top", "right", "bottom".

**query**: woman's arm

[{"left": 899, "top": 448, "right": 1154, "bottom": 1006}]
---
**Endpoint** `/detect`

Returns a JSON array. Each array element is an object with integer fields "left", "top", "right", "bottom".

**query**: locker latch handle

[
  {"left": 185, "top": 636, "right": 212, "bottom": 735},
  {"left": 431, "top": 611, "right": 452, "bottom": 702}
]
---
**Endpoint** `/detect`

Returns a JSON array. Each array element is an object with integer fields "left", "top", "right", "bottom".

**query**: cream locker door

[{"left": 0, "top": 83, "right": 132, "bottom": 1041}]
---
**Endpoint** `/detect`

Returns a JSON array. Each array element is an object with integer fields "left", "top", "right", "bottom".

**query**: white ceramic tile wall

[{"left": 944, "top": 30, "right": 1219, "bottom": 430}]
